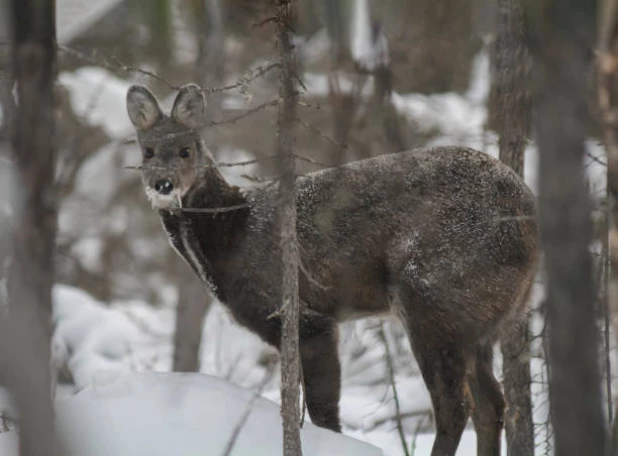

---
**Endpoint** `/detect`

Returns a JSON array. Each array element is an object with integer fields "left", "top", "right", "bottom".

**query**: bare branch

[
  {"left": 205, "top": 62, "right": 280, "bottom": 94},
  {"left": 207, "top": 99, "right": 281, "bottom": 126},
  {"left": 60, "top": 46, "right": 280, "bottom": 96},
  {"left": 125, "top": 155, "right": 277, "bottom": 171},
  {"left": 293, "top": 153, "right": 332, "bottom": 169},
  {"left": 59, "top": 45, "right": 177, "bottom": 89},
  {"left": 220, "top": 365, "right": 277, "bottom": 456},
  {"left": 295, "top": 118, "right": 350, "bottom": 150},
  {"left": 377, "top": 323, "right": 410, "bottom": 456},
  {"left": 177, "top": 203, "right": 250, "bottom": 214}
]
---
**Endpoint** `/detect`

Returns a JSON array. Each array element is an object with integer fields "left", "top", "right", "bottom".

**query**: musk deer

[{"left": 126, "top": 84, "right": 538, "bottom": 456}]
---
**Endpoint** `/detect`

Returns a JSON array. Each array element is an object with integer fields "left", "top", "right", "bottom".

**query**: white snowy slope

[{"left": 1, "top": 373, "right": 383, "bottom": 456}]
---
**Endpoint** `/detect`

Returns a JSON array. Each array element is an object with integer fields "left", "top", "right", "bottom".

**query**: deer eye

[
  {"left": 179, "top": 147, "right": 190, "bottom": 159},
  {"left": 144, "top": 147, "right": 154, "bottom": 159}
]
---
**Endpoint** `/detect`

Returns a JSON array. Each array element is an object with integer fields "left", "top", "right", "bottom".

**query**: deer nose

[{"left": 154, "top": 179, "right": 174, "bottom": 195}]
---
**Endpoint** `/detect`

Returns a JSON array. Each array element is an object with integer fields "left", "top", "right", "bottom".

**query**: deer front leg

[{"left": 299, "top": 318, "right": 341, "bottom": 432}]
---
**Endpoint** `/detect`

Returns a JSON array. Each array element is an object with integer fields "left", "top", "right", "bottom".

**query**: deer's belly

[{"left": 301, "top": 271, "right": 390, "bottom": 321}]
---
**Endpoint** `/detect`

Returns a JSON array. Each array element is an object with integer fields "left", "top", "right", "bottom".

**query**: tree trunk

[
  {"left": 528, "top": 1, "right": 608, "bottom": 454},
  {"left": 275, "top": 0, "right": 302, "bottom": 454},
  {"left": 196, "top": 0, "right": 224, "bottom": 151},
  {"left": 598, "top": 0, "right": 618, "bottom": 451},
  {"left": 494, "top": 0, "right": 535, "bottom": 454},
  {"left": 376, "top": 0, "right": 477, "bottom": 94},
  {"left": 172, "top": 260, "right": 210, "bottom": 372},
  {"left": 5, "top": 1, "right": 61, "bottom": 455},
  {"left": 170, "top": 0, "right": 224, "bottom": 372}
]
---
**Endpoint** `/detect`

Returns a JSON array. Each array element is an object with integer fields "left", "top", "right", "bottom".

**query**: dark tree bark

[
  {"left": 275, "top": 0, "right": 302, "bottom": 454},
  {"left": 528, "top": 1, "right": 608, "bottom": 455},
  {"left": 598, "top": 0, "right": 618, "bottom": 452},
  {"left": 5, "top": 1, "right": 61, "bottom": 455},
  {"left": 494, "top": 0, "right": 535, "bottom": 454}
]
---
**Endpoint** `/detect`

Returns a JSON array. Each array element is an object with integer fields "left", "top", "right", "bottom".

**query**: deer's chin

[{"left": 144, "top": 187, "right": 185, "bottom": 210}]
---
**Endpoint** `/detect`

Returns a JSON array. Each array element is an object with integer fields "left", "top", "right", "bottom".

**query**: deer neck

[
  {"left": 177, "top": 167, "right": 249, "bottom": 282},
  {"left": 158, "top": 170, "right": 249, "bottom": 301},
  {"left": 185, "top": 167, "right": 242, "bottom": 210}
]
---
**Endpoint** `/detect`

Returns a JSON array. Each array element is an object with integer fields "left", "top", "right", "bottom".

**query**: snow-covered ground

[
  {"left": 40, "top": 284, "right": 523, "bottom": 455},
  {"left": 1, "top": 371, "right": 383, "bottom": 456}
]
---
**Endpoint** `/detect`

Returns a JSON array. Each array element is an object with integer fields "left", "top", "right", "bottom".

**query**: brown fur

[{"left": 127, "top": 84, "right": 538, "bottom": 456}]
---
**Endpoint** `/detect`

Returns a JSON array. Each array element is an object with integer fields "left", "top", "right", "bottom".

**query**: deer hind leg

[
  {"left": 299, "top": 317, "right": 341, "bottom": 432},
  {"left": 469, "top": 342, "right": 505, "bottom": 456},
  {"left": 405, "top": 325, "right": 473, "bottom": 456}
]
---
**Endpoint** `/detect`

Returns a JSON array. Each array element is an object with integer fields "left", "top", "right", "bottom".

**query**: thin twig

[
  {"left": 299, "top": 362, "right": 307, "bottom": 427},
  {"left": 216, "top": 155, "right": 277, "bottom": 168},
  {"left": 297, "top": 100, "right": 322, "bottom": 110},
  {"left": 220, "top": 365, "right": 277, "bottom": 456},
  {"left": 177, "top": 203, "right": 250, "bottom": 214},
  {"left": 293, "top": 153, "right": 333, "bottom": 168},
  {"left": 410, "top": 415, "right": 428, "bottom": 456},
  {"left": 59, "top": 45, "right": 280, "bottom": 96},
  {"left": 207, "top": 99, "right": 280, "bottom": 126},
  {"left": 295, "top": 118, "right": 350, "bottom": 150},
  {"left": 378, "top": 323, "right": 410, "bottom": 456},
  {"left": 124, "top": 155, "right": 277, "bottom": 171},
  {"left": 110, "top": 55, "right": 176, "bottom": 88},
  {"left": 240, "top": 173, "right": 279, "bottom": 183},
  {"left": 204, "top": 62, "right": 280, "bottom": 94},
  {"left": 252, "top": 16, "right": 280, "bottom": 28},
  {"left": 585, "top": 150, "right": 608, "bottom": 167},
  {"left": 291, "top": 70, "right": 308, "bottom": 94},
  {"left": 58, "top": 45, "right": 178, "bottom": 89},
  {"left": 297, "top": 251, "right": 331, "bottom": 291}
]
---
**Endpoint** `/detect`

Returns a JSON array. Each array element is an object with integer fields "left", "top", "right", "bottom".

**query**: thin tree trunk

[
  {"left": 598, "top": 0, "right": 618, "bottom": 451},
  {"left": 172, "top": 264, "right": 210, "bottom": 372},
  {"left": 528, "top": 1, "right": 608, "bottom": 454},
  {"left": 275, "top": 0, "right": 302, "bottom": 454},
  {"left": 171, "top": 0, "right": 224, "bottom": 373},
  {"left": 196, "top": 0, "right": 224, "bottom": 151},
  {"left": 494, "top": 0, "right": 534, "bottom": 453},
  {"left": 6, "top": 1, "right": 61, "bottom": 455}
]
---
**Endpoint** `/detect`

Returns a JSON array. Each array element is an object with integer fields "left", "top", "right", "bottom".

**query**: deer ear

[
  {"left": 126, "top": 85, "right": 162, "bottom": 131},
  {"left": 171, "top": 84, "right": 206, "bottom": 129}
]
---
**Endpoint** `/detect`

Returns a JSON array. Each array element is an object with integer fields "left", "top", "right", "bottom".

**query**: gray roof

[
  {"left": 0, "top": 0, "right": 124, "bottom": 45},
  {"left": 57, "top": 0, "right": 125, "bottom": 44}
]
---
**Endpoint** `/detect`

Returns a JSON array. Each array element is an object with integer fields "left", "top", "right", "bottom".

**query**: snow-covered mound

[
  {"left": 2, "top": 373, "right": 383, "bottom": 456},
  {"left": 52, "top": 285, "right": 143, "bottom": 388}
]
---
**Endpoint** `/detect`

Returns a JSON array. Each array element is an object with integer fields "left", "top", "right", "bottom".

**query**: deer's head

[{"left": 126, "top": 84, "right": 212, "bottom": 210}]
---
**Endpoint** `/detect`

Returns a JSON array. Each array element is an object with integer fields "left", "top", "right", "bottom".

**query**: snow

[
  {"left": 0, "top": 432, "right": 17, "bottom": 455},
  {"left": 390, "top": 41, "right": 491, "bottom": 144},
  {"left": 47, "top": 286, "right": 387, "bottom": 454},
  {"left": 46, "top": 285, "right": 526, "bottom": 455},
  {"left": 350, "top": 0, "right": 390, "bottom": 71},
  {"left": 1, "top": 373, "right": 383, "bottom": 456},
  {"left": 349, "top": 429, "right": 506, "bottom": 456},
  {"left": 59, "top": 67, "right": 134, "bottom": 139},
  {"left": 52, "top": 286, "right": 142, "bottom": 389}
]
